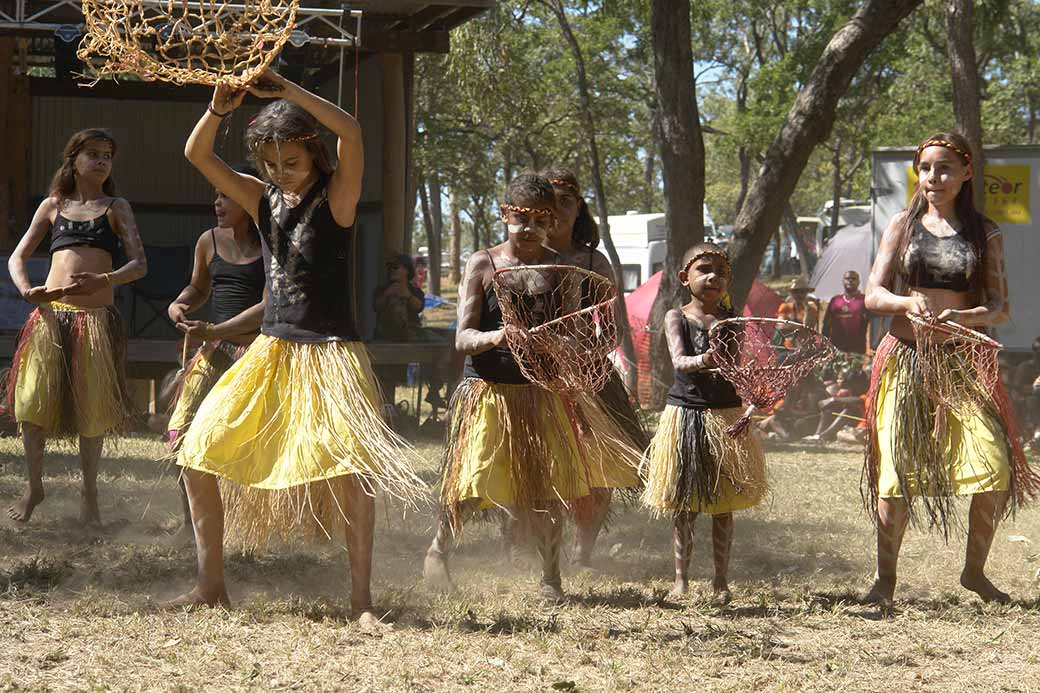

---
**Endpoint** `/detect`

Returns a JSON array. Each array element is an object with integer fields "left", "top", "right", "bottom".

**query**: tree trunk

[
  {"left": 544, "top": 0, "right": 638, "bottom": 385},
  {"left": 643, "top": 105, "right": 659, "bottom": 213},
  {"left": 449, "top": 189, "right": 462, "bottom": 285},
  {"left": 945, "top": 0, "right": 984, "bottom": 211},
  {"left": 428, "top": 172, "right": 443, "bottom": 296},
  {"left": 469, "top": 194, "right": 482, "bottom": 251},
  {"left": 771, "top": 230, "right": 782, "bottom": 279},
  {"left": 726, "top": 0, "right": 923, "bottom": 309},
  {"left": 647, "top": 0, "right": 706, "bottom": 408},
  {"left": 734, "top": 76, "right": 751, "bottom": 218},
  {"left": 830, "top": 143, "right": 842, "bottom": 241},
  {"left": 782, "top": 204, "right": 813, "bottom": 276}
]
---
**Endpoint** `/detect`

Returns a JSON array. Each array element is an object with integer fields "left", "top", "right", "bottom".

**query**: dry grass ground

[{"left": 2, "top": 434, "right": 1040, "bottom": 691}]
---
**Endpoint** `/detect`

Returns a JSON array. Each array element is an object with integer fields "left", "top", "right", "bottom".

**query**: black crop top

[
  {"left": 666, "top": 316, "right": 742, "bottom": 409},
  {"left": 902, "top": 217, "right": 976, "bottom": 292},
  {"left": 256, "top": 175, "right": 358, "bottom": 343},
  {"left": 462, "top": 251, "right": 559, "bottom": 384},
  {"left": 50, "top": 203, "right": 121, "bottom": 257},
  {"left": 208, "top": 229, "right": 266, "bottom": 324}
]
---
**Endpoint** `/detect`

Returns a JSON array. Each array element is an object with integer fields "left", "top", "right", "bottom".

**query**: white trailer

[{"left": 872, "top": 145, "right": 1040, "bottom": 351}]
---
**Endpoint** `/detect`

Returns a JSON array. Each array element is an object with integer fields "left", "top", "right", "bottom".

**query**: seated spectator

[
  {"left": 756, "top": 377, "right": 819, "bottom": 441},
  {"left": 804, "top": 366, "right": 869, "bottom": 442},
  {"left": 374, "top": 254, "right": 425, "bottom": 341},
  {"left": 413, "top": 255, "right": 429, "bottom": 294},
  {"left": 822, "top": 270, "right": 868, "bottom": 354},
  {"left": 776, "top": 277, "right": 821, "bottom": 351},
  {"left": 1011, "top": 337, "right": 1040, "bottom": 445}
]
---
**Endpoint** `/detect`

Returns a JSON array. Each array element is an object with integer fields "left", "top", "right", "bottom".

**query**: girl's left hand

[
  {"left": 176, "top": 320, "right": 213, "bottom": 340},
  {"left": 936, "top": 308, "right": 962, "bottom": 323},
  {"left": 66, "top": 272, "right": 110, "bottom": 295},
  {"left": 248, "top": 69, "right": 288, "bottom": 99}
]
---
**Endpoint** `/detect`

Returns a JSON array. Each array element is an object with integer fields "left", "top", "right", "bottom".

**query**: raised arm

[
  {"left": 666, "top": 309, "right": 713, "bottom": 373},
  {"left": 254, "top": 71, "right": 362, "bottom": 228},
  {"left": 185, "top": 84, "right": 265, "bottom": 222},
  {"left": 455, "top": 252, "right": 505, "bottom": 355},
  {"left": 865, "top": 212, "right": 926, "bottom": 317},
  {"left": 168, "top": 232, "right": 216, "bottom": 325},
  {"left": 939, "top": 224, "right": 1009, "bottom": 326}
]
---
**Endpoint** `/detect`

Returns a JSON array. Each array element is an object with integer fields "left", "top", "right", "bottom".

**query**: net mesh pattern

[
  {"left": 708, "top": 317, "right": 836, "bottom": 437},
  {"left": 77, "top": 0, "right": 299, "bottom": 86},
  {"left": 908, "top": 314, "right": 1001, "bottom": 418},
  {"left": 492, "top": 265, "right": 619, "bottom": 394}
]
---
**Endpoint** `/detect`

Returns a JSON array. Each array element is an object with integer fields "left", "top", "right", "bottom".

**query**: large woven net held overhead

[
  {"left": 708, "top": 317, "right": 836, "bottom": 437},
  {"left": 492, "top": 265, "right": 620, "bottom": 395},
  {"left": 77, "top": 0, "right": 300, "bottom": 86},
  {"left": 907, "top": 314, "right": 1001, "bottom": 418}
]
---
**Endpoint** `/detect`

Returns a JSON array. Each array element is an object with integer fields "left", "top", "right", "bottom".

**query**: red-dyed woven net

[
  {"left": 708, "top": 317, "right": 836, "bottom": 437},
  {"left": 908, "top": 314, "right": 1001, "bottom": 418},
  {"left": 492, "top": 265, "right": 619, "bottom": 394}
]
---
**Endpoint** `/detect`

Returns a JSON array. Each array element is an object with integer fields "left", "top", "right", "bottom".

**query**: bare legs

[
  {"left": 339, "top": 475, "right": 378, "bottom": 621},
  {"left": 573, "top": 488, "right": 612, "bottom": 568},
  {"left": 868, "top": 491, "right": 1010, "bottom": 604},
  {"left": 166, "top": 468, "right": 229, "bottom": 608},
  {"left": 7, "top": 425, "right": 103, "bottom": 526},
  {"left": 669, "top": 511, "right": 733, "bottom": 604}
]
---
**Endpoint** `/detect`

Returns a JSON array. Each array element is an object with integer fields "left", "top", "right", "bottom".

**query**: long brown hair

[
  {"left": 897, "top": 131, "right": 988, "bottom": 292},
  {"left": 245, "top": 100, "right": 334, "bottom": 182},
  {"left": 48, "top": 128, "right": 118, "bottom": 204},
  {"left": 542, "top": 167, "right": 600, "bottom": 250}
]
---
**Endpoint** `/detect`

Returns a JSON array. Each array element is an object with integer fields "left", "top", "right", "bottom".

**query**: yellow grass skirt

[
  {"left": 5, "top": 301, "right": 130, "bottom": 438},
  {"left": 167, "top": 341, "right": 246, "bottom": 443},
  {"left": 873, "top": 344, "right": 1009, "bottom": 499},
  {"left": 177, "top": 335, "right": 425, "bottom": 549},
  {"left": 439, "top": 378, "right": 642, "bottom": 528},
  {"left": 641, "top": 405, "right": 766, "bottom": 515}
]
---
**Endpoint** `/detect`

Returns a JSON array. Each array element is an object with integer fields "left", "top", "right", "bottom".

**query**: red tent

[{"left": 624, "top": 272, "right": 782, "bottom": 406}]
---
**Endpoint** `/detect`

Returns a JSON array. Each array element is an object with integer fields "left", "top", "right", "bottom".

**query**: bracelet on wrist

[
  {"left": 102, "top": 272, "right": 113, "bottom": 287},
  {"left": 207, "top": 103, "right": 231, "bottom": 119}
]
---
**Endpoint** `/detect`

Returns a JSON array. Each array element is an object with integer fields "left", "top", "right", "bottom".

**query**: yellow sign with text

[{"left": 906, "top": 165, "right": 1031, "bottom": 225}]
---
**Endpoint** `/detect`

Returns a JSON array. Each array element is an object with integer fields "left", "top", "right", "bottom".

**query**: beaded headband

[
  {"left": 550, "top": 178, "right": 579, "bottom": 194},
  {"left": 917, "top": 138, "right": 972, "bottom": 164},
  {"left": 683, "top": 249, "right": 731, "bottom": 274},
  {"left": 500, "top": 203, "right": 553, "bottom": 220}
]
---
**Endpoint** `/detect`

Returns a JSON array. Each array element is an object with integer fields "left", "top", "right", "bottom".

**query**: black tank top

[
  {"left": 256, "top": 174, "right": 358, "bottom": 342},
  {"left": 207, "top": 229, "right": 266, "bottom": 324},
  {"left": 903, "top": 217, "right": 976, "bottom": 292},
  {"left": 463, "top": 251, "right": 529, "bottom": 384},
  {"left": 50, "top": 202, "right": 121, "bottom": 257},
  {"left": 666, "top": 316, "right": 742, "bottom": 409}
]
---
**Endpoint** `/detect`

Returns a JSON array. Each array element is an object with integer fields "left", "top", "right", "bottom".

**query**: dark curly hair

[
  {"left": 502, "top": 172, "right": 555, "bottom": 210},
  {"left": 245, "top": 100, "right": 334, "bottom": 182},
  {"left": 542, "top": 167, "right": 599, "bottom": 250}
]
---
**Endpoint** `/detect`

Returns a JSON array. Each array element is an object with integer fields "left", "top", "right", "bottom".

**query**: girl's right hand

[
  {"left": 168, "top": 302, "right": 189, "bottom": 325},
  {"left": 211, "top": 82, "right": 246, "bottom": 116},
  {"left": 23, "top": 285, "right": 69, "bottom": 304},
  {"left": 904, "top": 292, "right": 932, "bottom": 319}
]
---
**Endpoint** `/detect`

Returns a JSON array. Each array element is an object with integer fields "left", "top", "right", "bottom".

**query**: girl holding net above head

[
  {"left": 641, "top": 243, "right": 766, "bottom": 605},
  {"left": 541, "top": 167, "right": 649, "bottom": 567},
  {"left": 165, "top": 163, "right": 267, "bottom": 540},
  {"left": 863, "top": 131, "right": 1039, "bottom": 606},
  {"left": 423, "top": 173, "right": 642, "bottom": 602},
  {"left": 5, "top": 128, "right": 146, "bottom": 526},
  {"left": 172, "top": 69, "right": 423, "bottom": 623}
]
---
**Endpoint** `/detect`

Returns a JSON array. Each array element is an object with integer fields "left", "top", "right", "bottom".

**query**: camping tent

[
  {"left": 624, "top": 272, "right": 782, "bottom": 406},
  {"left": 809, "top": 223, "right": 873, "bottom": 302}
]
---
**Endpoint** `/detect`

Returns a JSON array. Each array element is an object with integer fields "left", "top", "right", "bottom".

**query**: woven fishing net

[
  {"left": 907, "top": 314, "right": 1001, "bottom": 418},
  {"left": 492, "top": 264, "right": 619, "bottom": 394},
  {"left": 708, "top": 317, "right": 836, "bottom": 437},
  {"left": 76, "top": 0, "right": 299, "bottom": 86}
]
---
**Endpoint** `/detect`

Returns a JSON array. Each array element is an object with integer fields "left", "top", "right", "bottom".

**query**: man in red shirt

[{"left": 822, "top": 270, "right": 868, "bottom": 353}]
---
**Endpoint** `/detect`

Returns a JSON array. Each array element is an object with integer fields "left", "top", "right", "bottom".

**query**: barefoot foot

[
  {"left": 79, "top": 493, "right": 101, "bottom": 527},
  {"left": 864, "top": 577, "right": 896, "bottom": 606},
  {"left": 667, "top": 580, "right": 689, "bottom": 601},
  {"left": 539, "top": 578, "right": 565, "bottom": 604},
  {"left": 960, "top": 570, "right": 1011, "bottom": 604},
  {"left": 8, "top": 487, "right": 44, "bottom": 523},
  {"left": 161, "top": 586, "right": 230, "bottom": 610},
  {"left": 423, "top": 550, "right": 457, "bottom": 593},
  {"left": 712, "top": 578, "right": 731, "bottom": 606}
]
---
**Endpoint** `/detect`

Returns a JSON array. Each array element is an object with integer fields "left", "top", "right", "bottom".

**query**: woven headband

[
  {"left": 917, "top": 138, "right": 972, "bottom": 164},
  {"left": 684, "top": 249, "right": 731, "bottom": 273},
  {"left": 550, "top": 178, "right": 579, "bottom": 194},
  {"left": 500, "top": 203, "right": 553, "bottom": 218}
]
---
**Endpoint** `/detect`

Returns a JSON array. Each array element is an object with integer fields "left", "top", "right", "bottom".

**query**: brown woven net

[
  {"left": 708, "top": 317, "right": 836, "bottom": 437},
  {"left": 76, "top": 0, "right": 300, "bottom": 86},
  {"left": 492, "top": 265, "right": 619, "bottom": 394},
  {"left": 907, "top": 314, "right": 1001, "bottom": 418}
]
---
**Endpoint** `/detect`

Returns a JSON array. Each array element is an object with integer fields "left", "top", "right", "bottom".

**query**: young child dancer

[
  {"left": 543, "top": 167, "right": 649, "bottom": 566},
  {"left": 6, "top": 128, "right": 146, "bottom": 525},
  {"left": 166, "top": 163, "right": 266, "bottom": 537},
  {"left": 173, "top": 70, "right": 422, "bottom": 622},
  {"left": 642, "top": 243, "right": 766, "bottom": 605},
  {"left": 863, "top": 132, "right": 1038, "bottom": 605},
  {"left": 424, "top": 173, "right": 641, "bottom": 601}
]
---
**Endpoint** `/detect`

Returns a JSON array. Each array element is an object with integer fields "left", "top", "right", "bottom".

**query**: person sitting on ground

[
  {"left": 374, "top": 254, "right": 425, "bottom": 342},
  {"left": 804, "top": 366, "right": 869, "bottom": 442},
  {"left": 756, "top": 376, "right": 818, "bottom": 441},
  {"left": 1011, "top": 337, "right": 1040, "bottom": 443},
  {"left": 822, "top": 270, "right": 868, "bottom": 353}
]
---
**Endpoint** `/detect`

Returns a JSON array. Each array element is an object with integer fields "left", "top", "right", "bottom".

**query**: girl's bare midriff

[
  {"left": 47, "top": 247, "right": 115, "bottom": 309},
  {"left": 888, "top": 286, "right": 975, "bottom": 342}
]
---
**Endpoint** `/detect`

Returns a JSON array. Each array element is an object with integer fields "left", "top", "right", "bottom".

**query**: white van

[{"left": 601, "top": 207, "right": 716, "bottom": 293}]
